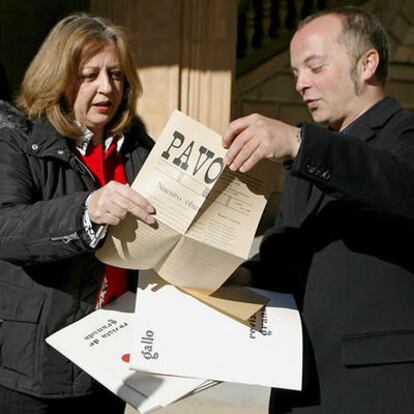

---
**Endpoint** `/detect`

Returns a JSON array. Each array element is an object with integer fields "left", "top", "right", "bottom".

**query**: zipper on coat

[
  {"left": 72, "top": 155, "right": 97, "bottom": 188},
  {"left": 50, "top": 232, "right": 80, "bottom": 244}
]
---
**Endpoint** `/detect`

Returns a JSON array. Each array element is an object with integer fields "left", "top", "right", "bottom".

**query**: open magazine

[
  {"left": 96, "top": 110, "right": 277, "bottom": 295},
  {"left": 46, "top": 292, "right": 217, "bottom": 413}
]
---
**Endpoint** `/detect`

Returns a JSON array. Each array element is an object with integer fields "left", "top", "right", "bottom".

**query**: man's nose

[{"left": 295, "top": 74, "right": 310, "bottom": 94}]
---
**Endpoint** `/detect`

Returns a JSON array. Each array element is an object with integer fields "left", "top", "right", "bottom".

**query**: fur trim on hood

[{"left": 0, "top": 100, "right": 29, "bottom": 132}]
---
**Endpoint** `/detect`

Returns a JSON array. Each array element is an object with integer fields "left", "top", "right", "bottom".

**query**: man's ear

[{"left": 361, "top": 48, "right": 380, "bottom": 82}]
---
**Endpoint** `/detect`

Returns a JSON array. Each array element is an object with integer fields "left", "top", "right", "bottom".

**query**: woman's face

[{"left": 67, "top": 42, "right": 124, "bottom": 140}]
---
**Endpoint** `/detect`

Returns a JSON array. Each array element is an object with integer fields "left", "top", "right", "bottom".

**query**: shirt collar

[{"left": 74, "top": 124, "right": 125, "bottom": 156}]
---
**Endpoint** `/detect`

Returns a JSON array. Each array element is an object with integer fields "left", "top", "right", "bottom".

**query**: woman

[{"left": 0, "top": 13, "right": 155, "bottom": 413}]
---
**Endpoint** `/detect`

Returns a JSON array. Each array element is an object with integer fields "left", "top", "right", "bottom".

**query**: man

[{"left": 223, "top": 6, "right": 414, "bottom": 413}]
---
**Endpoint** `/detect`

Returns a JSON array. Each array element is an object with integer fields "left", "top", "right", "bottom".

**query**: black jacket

[
  {"left": 248, "top": 97, "right": 414, "bottom": 413},
  {"left": 0, "top": 101, "right": 153, "bottom": 397}
]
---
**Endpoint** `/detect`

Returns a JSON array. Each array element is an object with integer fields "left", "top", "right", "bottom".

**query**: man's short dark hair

[{"left": 298, "top": 6, "right": 389, "bottom": 84}]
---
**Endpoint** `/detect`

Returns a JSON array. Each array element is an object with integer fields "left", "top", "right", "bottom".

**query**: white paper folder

[{"left": 130, "top": 271, "right": 303, "bottom": 391}]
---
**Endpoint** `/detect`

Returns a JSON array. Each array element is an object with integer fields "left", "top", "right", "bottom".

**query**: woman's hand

[{"left": 87, "top": 181, "right": 155, "bottom": 226}]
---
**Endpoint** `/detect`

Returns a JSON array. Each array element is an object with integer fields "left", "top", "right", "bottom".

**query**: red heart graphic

[{"left": 121, "top": 353, "right": 130, "bottom": 363}]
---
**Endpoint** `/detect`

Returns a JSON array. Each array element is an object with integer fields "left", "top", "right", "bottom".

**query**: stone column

[{"left": 90, "top": 0, "right": 237, "bottom": 138}]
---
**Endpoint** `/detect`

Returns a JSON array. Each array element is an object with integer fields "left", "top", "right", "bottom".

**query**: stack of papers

[
  {"left": 46, "top": 292, "right": 217, "bottom": 413},
  {"left": 46, "top": 274, "right": 302, "bottom": 412}
]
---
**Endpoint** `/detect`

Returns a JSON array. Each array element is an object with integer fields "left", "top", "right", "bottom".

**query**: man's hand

[
  {"left": 222, "top": 114, "right": 301, "bottom": 172},
  {"left": 87, "top": 181, "right": 155, "bottom": 226}
]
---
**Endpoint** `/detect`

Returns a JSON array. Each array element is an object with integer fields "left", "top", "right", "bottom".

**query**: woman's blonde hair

[{"left": 16, "top": 13, "right": 142, "bottom": 138}]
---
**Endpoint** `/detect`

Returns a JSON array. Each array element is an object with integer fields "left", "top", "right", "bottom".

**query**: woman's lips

[{"left": 93, "top": 102, "right": 112, "bottom": 111}]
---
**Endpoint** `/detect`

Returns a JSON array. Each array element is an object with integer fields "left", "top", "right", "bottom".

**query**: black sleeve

[
  {"left": 292, "top": 121, "right": 414, "bottom": 220},
  {"left": 0, "top": 131, "right": 94, "bottom": 266},
  {"left": 243, "top": 188, "right": 305, "bottom": 293}
]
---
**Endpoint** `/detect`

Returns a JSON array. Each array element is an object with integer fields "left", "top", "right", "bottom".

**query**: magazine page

[
  {"left": 97, "top": 110, "right": 227, "bottom": 273},
  {"left": 97, "top": 111, "right": 277, "bottom": 294}
]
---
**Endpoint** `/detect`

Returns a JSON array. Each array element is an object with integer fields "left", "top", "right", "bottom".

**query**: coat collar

[
  {"left": 26, "top": 117, "right": 73, "bottom": 161},
  {"left": 26, "top": 116, "right": 150, "bottom": 161},
  {"left": 0, "top": 101, "right": 72, "bottom": 162},
  {"left": 343, "top": 96, "right": 403, "bottom": 142}
]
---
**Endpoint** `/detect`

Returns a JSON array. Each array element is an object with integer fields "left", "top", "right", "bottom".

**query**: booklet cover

[
  {"left": 46, "top": 292, "right": 217, "bottom": 413},
  {"left": 130, "top": 271, "right": 303, "bottom": 391}
]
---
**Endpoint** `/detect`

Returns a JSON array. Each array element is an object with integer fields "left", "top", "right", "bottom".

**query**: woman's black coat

[{"left": 0, "top": 101, "right": 153, "bottom": 397}]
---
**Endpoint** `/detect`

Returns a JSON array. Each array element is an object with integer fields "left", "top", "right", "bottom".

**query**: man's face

[{"left": 290, "top": 14, "right": 364, "bottom": 131}]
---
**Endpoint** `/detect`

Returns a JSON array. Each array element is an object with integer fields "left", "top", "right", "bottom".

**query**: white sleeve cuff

[{"left": 83, "top": 194, "right": 108, "bottom": 248}]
